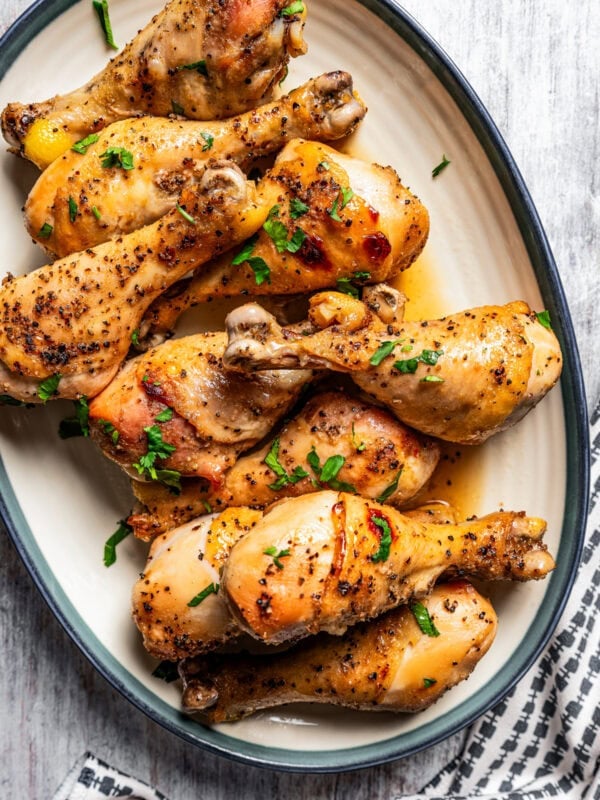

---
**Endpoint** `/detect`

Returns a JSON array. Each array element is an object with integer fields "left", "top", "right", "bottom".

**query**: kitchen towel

[{"left": 53, "top": 407, "right": 600, "bottom": 800}]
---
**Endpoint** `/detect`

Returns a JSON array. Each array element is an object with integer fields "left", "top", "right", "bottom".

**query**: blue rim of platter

[{"left": 0, "top": 0, "right": 590, "bottom": 773}]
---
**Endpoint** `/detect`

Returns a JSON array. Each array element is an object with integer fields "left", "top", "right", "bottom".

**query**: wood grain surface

[{"left": 0, "top": 1, "right": 598, "bottom": 797}]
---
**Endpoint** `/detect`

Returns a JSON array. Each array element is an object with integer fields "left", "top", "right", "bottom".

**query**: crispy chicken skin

[
  {"left": 223, "top": 286, "right": 563, "bottom": 444},
  {"left": 88, "top": 332, "right": 311, "bottom": 483},
  {"left": 132, "top": 502, "right": 460, "bottom": 660},
  {"left": 2, "top": 0, "right": 307, "bottom": 168},
  {"left": 127, "top": 390, "right": 441, "bottom": 540},
  {"left": 180, "top": 581, "right": 497, "bottom": 720},
  {"left": 0, "top": 162, "right": 268, "bottom": 403},
  {"left": 26, "top": 73, "right": 366, "bottom": 257},
  {"left": 132, "top": 508, "right": 262, "bottom": 660},
  {"left": 143, "top": 139, "right": 429, "bottom": 338},
  {"left": 223, "top": 491, "right": 554, "bottom": 644}
]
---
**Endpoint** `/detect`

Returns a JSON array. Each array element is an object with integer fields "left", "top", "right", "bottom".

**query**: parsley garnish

[
  {"left": 411, "top": 600, "right": 440, "bottom": 637},
  {"left": 187, "top": 582, "right": 219, "bottom": 607},
  {"left": 93, "top": 0, "right": 118, "bottom": 50},
  {"left": 231, "top": 233, "right": 271, "bottom": 285},
  {"left": 318, "top": 160, "right": 330, "bottom": 171},
  {"left": 290, "top": 198, "right": 309, "bottom": 219},
  {"left": 58, "top": 397, "right": 90, "bottom": 439},
  {"left": 336, "top": 270, "right": 371, "bottom": 298},
  {"left": 171, "top": 100, "right": 184, "bottom": 115},
  {"left": 432, "top": 155, "right": 451, "bottom": 178},
  {"left": 202, "top": 499, "right": 213, "bottom": 514},
  {"left": 68, "top": 196, "right": 78, "bottom": 223},
  {"left": 72, "top": 133, "right": 99, "bottom": 154},
  {"left": 263, "top": 546, "right": 291, "bottom": 570},
  {"left": 200, "top": 132, "right": 214, "bottom": 151},
  {"left": 38, "top": 374, "right": 61, "bottom": 402},
  {"left": 38, "top": 222, "right": 53, "bottom": 239},
  {"left": 329, "top": 195, "right": 342, "bottom": 222},
  {"left": 351, "top": 422, "right": 366, "bottom": 452},
  {"left": 376, "top": 469, "right": 403, "bottom": 504},
  {"left": 100, "top": 147, "right": 134, "bottom": 170},
  {"left": 177, "top": 60, "right": 208, "bottom": 77},
  {"left": 264, "top": 436, "right": 309, "bottom": 490},
  {"left": 263, "top": 205, "right": 306, "bottom": 254},
  {"left": 423, "top": 677, "right": 437, "bottom": 688},
  {"left": 132, "top": 425, "right": 177, "bottom": 486},
  {"left": 152, "top": 661, "right": 179, "bottom": 683},
  {"left": 536, "top": 310, "right": 552, "bottom": 330},
  {"left": 280, "top": 1, "right": 304, "bottom": 15},
  {"left": 307, "top": 447, "right": 356, "bottom": 493},
  {"left": 153, "top": 469, "right": 182, "bottom": 493},
  {"left": 420, "top": 375, "right": 445, "bottom": 383},
  {"left": 91, "top": 205, "right": 101, "bottom": 220},
  {"left": 370, "top": 514, "right": 392, "bottom": 562},
  {"left": 103, "top": 519, "right": 132, "bottom": 567},
  {"left": 130, "top": 329, "right": 140, "bottom": 346},
  {"left": 176, "top": 204, "right": 196, "bottom": 224},
  {"left": 329, "top": 187, "right": 353, "bottom": 222},
  {"left": 155, "top": 407, "right": 173, "bottom": 423},
  {"left": 394, "top": 349, "right": 443, "bottom": 374},
  {"left": 340, "top": 187, "right": 354, "bottom": 208},
  {"left": 97, "top": 418, "right": 119, "bottom": 445},
  {"left": 370, "top": 339, "right": 403, "bottom": 367}
]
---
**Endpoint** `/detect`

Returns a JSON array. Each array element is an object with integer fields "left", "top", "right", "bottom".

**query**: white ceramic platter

[{"left": 0, "top": 0, "right": 588, "bottom": 771}]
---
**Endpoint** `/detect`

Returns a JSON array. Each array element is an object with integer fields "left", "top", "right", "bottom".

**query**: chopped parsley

[
  {"left": 58, "top": 397, "right": 90, "bottom": 439},
  {"left": 423, "top": 677, "right": 437, "bottom": 688},
  {"left": 155, "top": 407, "right": 173, "bottom": 423},
  {"left": 432, "top": 154, "right": 451, "bottom": 178},
  {"left": 340, "top": 186, "right": 354, "bottom": 208},
  {"left": 202, "top": 499, "right": 213, "bottom": 514},
  {"left": 263, "top": 205, "right": 306, "bottom": 254},
  {"left": 38, "top": 374, "right": 61, "bottom": 402},
  {"left": 394, "top": 349, "right": 443, "bottom": 374},
  {"left": 307, "top": 447, "right": 356, "bottom": 493},
  {"left": 420, "top": 375, "right": 445, "bottom": 383},
  {"left": 152, "top": 660, "right": 179, "bottom": 683},
  {"left": 38, "top": 222, "right": 53, "bottom": 239},
  {"left": 171, "top": 100, "right": 184, "bottom": 115},
  {"left": 376, "top": 469, "right": 403, "bottom": 504},
  {"left": 97, "top": 418, "right": 119, "bottom": 445},
  {"left": 153, "top": 469, "right": 182, "bottom": 492},
  {"left": 231, "top": 233, "right": 271, "bottom": 285},
  {"left": 130, "top": 329, "right": 140, "bottom": 346},
  {"left": 370, "top": 514, "right": 392, "bottom": 562},
  {"left": 351, "top": 422, "right": 366, "bottom": 452},
  {"left": 187, "top": 582, "right": 219, "bottom": 607},
  {"left": 68, "top": 196, "right": 78, "bottom": 223},
  {"left": 336, "top": 270, "right": 371, "bottom": 298},
  {"left": 290, "top": 198, "right": 309, "bottom": 219},
  {"left": 329, "top": 187, "right": 353, "bottom": 222},
  {"left": 132, "top": 425, "right": 179, "bottom": 490},
  {"left": 411, "top": 600, "right": 440, "bottom": 637},
  {"left": 536, "top": 310, "right": 552, "bottom": 330},
  {"left": 176, "top": 204, "right": 196, "bottom": 224},
  {"left": 177, "top": 60, "right": 208, "bottom": 77},
  {"left": 318, "top": 160, "right": 330, "bottom": 171},
  {"left": 263, "top": 546, "right": 291, "bottom": 570},
  {"left": 91, "top": 205, "right": 102, "bottom": 220},
  {"left": 100, "top": 147, "right": 134, "bottom": 170},
  {"left": 93, "top": 0, "right": 118, "bottom": 50},
  {"left": 370, "top": 339, "right": 403, "bottom": 367},
  {"left": 264, "top": 436, "right": 308, "bottom": 490},
  {"left": 103, "top": 519, "right": 132, "bottom": 567},
  {"left": 71, "top": 133, "right": 99, "bottom": 154},
  {"left": 280, "top": 1, "right": 304, "bottom": 15},
  {"left": 200, "top": 132, "right": 214, "bottom": 151}
]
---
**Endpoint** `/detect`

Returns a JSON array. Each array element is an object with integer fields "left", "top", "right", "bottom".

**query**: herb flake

[
  {"left": 188, "top": 582, "right": 219, "bottom": 607},
  {"left": 536, "top": 310, "right": 552, "bottom": 330},
  {"left": 370, "top": 514, "right": 393, "bottom": 563},
  {"left": 92, "top": 0, "right": 118, "bottom": 50},
  {"left": 263, "top": 546, "right": 291, "bottom": 570},
  {"left": 200, "top": 131, "right": 214, "bottom": 151},
  {"left": 376, "top": 469, "right": 403, "bottom": 504},
  {"left": 103, "top": 519, "right": 132, "bottom": 567},
  {"left": 176, "top": 204, "right": 196, "bottom": 224},
  {"left": 68, "top": 196, "right": 78, "bottom": 223},
  {"left": 370, "top": 339, "right": 403, "bottom": 367},
  {"left": 100, "top": 147, "right": 134, "bottom": 170},
  {"left": 59, "top": 397, "right": 90, "bottom": 439},
  {"left": 280, "top": 1, "right": 304, "bottom": 16},
  {"left": 432, "top": 155, "right": 451, "bottom": 178},
  {"left": 38, "top": 222, "right": 53, "bottom": 239},
  {"left": 290, "top": 198, "right": 309, "bottom": 219},
  {"left": 72, "top": 133, "right": 99, "bottom": 154},
  {"left": 411, "top": 600, "right": 441, "bottom": 637},
  {"left": 177, "top": 60, "right": 208, "bottom": 77},
  {"left": 38, "top": 374, "right": 61, "bottom": 402}
]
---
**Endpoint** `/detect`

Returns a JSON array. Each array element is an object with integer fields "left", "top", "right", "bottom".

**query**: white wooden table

[{"left": 1, "top": 1, "right": 598, "bottom": 797}]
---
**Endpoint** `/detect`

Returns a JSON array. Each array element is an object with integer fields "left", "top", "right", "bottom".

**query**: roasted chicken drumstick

[
  {"left": 126, "top": 389, "right": 441, "bottom": 540},
  {"left": 223, "top": 490, "right": 554, "bottom": 645},
  {"left": 223, "top": 286, "right": 562, "bottom": 444},
  {"left": 3, "top": 0, "right": 307, "bottom": 168},
  {"left": 0, "top": 161, "right": 267, "bottom": 402},
  {"left": 180, "top": 581, "right": 497, "bottom": 721},
  {"left": 26, "top": 73, "right": 366, "bottom": 257},
  {"left": 142, "top": 139, "right": 429, "bottom": 338}
]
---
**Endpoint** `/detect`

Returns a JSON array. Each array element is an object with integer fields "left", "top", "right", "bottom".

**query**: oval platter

[{"left": 0, "top": 0, "right": 590, "bottom": 772}]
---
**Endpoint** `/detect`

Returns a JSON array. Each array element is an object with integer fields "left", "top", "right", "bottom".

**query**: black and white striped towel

[{"left": 53, "top": 408, "right": 600, "bottom": 800}]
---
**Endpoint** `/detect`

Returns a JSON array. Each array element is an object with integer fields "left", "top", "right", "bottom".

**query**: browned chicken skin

[
  {"left": 26, "top": 73, "right": 366, "bottom": 257},
  {"left": 2, "top": 0, "right": 307, "bottom": 168},
  {"left": 132, "top": 502, "right": 460, "bottom": 661},
  {"left": 0, "top": 162, "right": 269, "bottom": 402},
  {"left": 142, "top": 139, "right": 429, "bottom": 338},
  {"left": 223, "top": 490, "right": 554, "bottom": 645},
  {"left": 179, "top": 581, "right": 497, "bottom": 721},
  {"left": 88, "top": 331, "right": 311, "bottom": 483},
  {"left": 223, "top": 286, "right": 563, "bottom": 444},
  {"left": 127, "top": 390, "right": 441, "bottom": 540}
]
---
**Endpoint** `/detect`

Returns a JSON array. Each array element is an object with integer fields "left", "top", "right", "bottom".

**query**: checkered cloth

[{"left": 54, "top": 409, "right": 600, "bottom": 800}]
